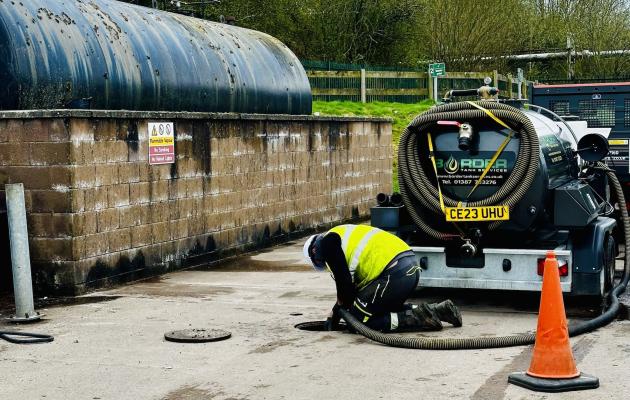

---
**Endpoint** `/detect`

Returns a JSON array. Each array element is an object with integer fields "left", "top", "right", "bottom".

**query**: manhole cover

[
  {"left": 294, "top": 321, "right": 347, "bottom": 332},
  {"left": 164, "top": 328, "right": 231, "bottom": 343}
]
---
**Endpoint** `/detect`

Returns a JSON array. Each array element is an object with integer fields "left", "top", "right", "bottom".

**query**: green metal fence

[{"left": 302, "top": 61, "right": 529, "bottom": 103}]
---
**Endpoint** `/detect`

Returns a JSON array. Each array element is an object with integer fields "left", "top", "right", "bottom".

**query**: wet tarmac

[{"left": 1, "top": 241, "right": 630, "bottom": 399}]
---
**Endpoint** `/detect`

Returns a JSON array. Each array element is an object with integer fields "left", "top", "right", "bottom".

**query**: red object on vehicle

[
  {"left": 437, "top": 120, "right": 462, "bottom": 127},
  {"left": 537, "top": 258, "right": 568, "bottom": 276}
]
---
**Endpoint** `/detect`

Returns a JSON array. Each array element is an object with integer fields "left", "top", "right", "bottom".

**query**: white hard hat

[{"left": 303, "top": 234, "right": 317, "bottom": 265}]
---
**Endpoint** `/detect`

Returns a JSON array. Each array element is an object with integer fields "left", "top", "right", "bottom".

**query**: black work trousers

[{"left": 350, "top": 255, "right": 420, "bottom": 332}]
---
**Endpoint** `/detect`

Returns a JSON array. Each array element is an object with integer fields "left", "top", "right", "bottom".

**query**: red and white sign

[{"left": 148, "top": 122, "right": 175, "bottom": 165}]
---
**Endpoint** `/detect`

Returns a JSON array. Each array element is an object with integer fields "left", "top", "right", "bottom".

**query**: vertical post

[
  {"left": 6, "top": 183, "right": 40, "bottom": 322},
  {"left": 360, "top": 68, "right": 367, "bottom": 103},
  {"left": 433, "top": 76, "right": 438, "bottom": 103},
  {"left": 517, "top": 67, "right": 524, "bottom": 100},
  {"left": 507, "top": 74, "right": 513, "bottom": 99},
  {"left": 493, "top": 70, "right": 499, "bottom": 89},
  {"left": 567, "top": 36, "right": 574, "bottom": 81}
]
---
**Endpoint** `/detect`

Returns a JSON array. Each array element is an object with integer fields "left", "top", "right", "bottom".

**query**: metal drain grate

[{"left": 164, "top": 328, "right": 231, "bottom": 343}]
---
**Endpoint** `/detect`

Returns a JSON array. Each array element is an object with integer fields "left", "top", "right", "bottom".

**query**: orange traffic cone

[{"left": 508, "top": 251, "right": 599, "bottom": 392}]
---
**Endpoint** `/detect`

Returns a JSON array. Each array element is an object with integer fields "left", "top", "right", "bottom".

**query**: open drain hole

[{"left": 294, "top": 321, "right": 347, "bottom": 332}]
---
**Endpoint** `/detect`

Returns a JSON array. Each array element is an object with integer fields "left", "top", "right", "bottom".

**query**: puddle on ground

[
  {"left": 112, "top": 281, "right": 235, "bottom": 298},
  {"left": 248, "top": 337, "right": 299, "bottom": 354},
  {"left": 195, "top": 257, "right": 311, "bottom": 272},
  {"left": 0, "top": 294, "right": 121, "bottom": 315},
  {"left": 162, "top": 384, "right": 228, "bottom": 400},
  {"left": 38, "top": 295, "right": 122, "bottom": 310}
]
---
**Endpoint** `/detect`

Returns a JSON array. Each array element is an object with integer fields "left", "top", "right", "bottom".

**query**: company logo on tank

[
  {"left": 436, "top": 155, "right": 510, "bottom": 173},
  {"left": 434, "top": 151, "right": 516, "bottom": 192}
]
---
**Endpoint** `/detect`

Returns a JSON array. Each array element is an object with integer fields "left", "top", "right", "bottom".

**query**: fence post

[
  {"left": 507, "top": 74, "right": 513, "bottom": 99},
  {"left": 360, "top": 69, "right": 367, "bottom": 103},
  {"left": 493, "top": 70, "right": 499, "bottom": 100}
]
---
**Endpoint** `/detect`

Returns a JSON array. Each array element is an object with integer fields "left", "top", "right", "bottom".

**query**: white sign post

[
  {"left": 517, "top": 68, "right": 524, "bottom": 99},
  {"left": 429, "top": 63, "right": 446, "bottom": 102}
]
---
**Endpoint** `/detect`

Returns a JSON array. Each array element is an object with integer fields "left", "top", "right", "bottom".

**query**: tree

[{"left": 116, "top": 0, "right": 630, "bottom": 79}]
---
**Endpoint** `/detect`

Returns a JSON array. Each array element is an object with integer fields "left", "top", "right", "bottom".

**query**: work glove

[{"left": 323, "top": 303, "right": 341, "bottom": 331}]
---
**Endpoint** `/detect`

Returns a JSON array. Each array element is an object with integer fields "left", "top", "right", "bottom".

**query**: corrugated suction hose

[
  {"left": 397, "top": 101, "right": 540, "bottom": 239},
  {"left": 338, "top": 164, "right": 629, "bottom": 349}
]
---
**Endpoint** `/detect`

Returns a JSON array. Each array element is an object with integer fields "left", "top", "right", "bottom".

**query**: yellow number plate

[
  {"left": 609, "top": 139, "right": 628, "bottom": 145},
  {"left": 445, "top": 206, "right": 510, "bottom": 222}
]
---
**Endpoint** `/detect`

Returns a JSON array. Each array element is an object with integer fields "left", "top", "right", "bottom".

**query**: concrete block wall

[{"left": 0, "top": 110, "right": 392, "bottom": 294}]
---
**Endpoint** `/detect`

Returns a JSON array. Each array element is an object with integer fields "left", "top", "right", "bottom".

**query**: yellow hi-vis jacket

[{"left": 327, "top": 224, "right": 411, "bottom": 289}]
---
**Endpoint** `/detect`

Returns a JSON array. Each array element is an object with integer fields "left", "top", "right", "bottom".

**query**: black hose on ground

[
  {"left": 0, "top": 330, "right": 54, "bottom": 344},
  {"left": 337, "top": 163, "right": 629, "bottom": 349}
]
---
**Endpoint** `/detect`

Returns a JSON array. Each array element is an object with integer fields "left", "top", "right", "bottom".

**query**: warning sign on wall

[{"left": 148, "top": 122, "right": 175, "bottom": 165}]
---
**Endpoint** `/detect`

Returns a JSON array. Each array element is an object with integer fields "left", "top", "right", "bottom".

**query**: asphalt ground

[{"left": 1, "top": 241, "right": 630, "bottom": 400}]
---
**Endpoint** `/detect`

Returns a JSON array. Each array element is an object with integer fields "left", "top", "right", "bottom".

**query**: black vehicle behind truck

[{"left": 529, "top": 82, "right": 630, "bottom": 205}]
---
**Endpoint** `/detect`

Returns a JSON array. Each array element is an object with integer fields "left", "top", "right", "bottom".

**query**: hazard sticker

[{"left": 148, "top": 122, "right": 175, "bottom": 165}]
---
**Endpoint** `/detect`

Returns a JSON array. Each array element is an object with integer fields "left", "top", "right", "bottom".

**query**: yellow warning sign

[{"left": 148, "top": 122, "right": 175, "bottom": 165}]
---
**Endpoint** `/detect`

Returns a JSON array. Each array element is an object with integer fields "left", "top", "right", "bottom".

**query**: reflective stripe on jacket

[{"left": 327, "top": 224, "right": 411, "bottom": 289}]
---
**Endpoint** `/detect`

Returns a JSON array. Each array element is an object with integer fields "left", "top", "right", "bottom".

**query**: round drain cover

[
  {"left": 164, "top": 328, "right": 231, "bottom": 343},
  {"left": 295, "top": 321, "right": 347, "bottom": 332}
]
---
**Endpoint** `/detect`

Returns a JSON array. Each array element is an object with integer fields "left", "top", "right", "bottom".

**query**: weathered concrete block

[{"left": 0, "top": 111, "right": 390, "bottom": 294}]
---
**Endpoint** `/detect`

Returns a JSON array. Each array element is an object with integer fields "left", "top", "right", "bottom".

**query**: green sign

[{"left": 429, "top": 63, "right": 446, "bottom": 77}]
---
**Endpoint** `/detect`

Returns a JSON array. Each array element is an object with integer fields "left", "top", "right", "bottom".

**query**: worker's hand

[{"left": 324, "top": 304, "right": 341, "bottom": 331}]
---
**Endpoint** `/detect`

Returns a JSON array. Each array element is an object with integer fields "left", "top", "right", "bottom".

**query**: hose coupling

[
  {"left": 460, "top": 239, "right": 477, "bottom": 258},
  {"left": 458, "top": 123, "right": 474, "bottom": 151},
  {"left": 478, "top": 86, "right": 499, "bottom": 99},
  {"left": 436, "top": 120, "right": 474, "bottom": 151}
]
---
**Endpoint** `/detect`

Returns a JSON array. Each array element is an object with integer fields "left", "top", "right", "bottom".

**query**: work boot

[
  {"left": 397, "top": 304, "right": 443, "bottom": 331},
  {"left": 429, "top": 300, "right": 462, "bottom": 327}
]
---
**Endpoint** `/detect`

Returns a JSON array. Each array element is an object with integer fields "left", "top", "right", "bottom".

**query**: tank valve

[
  {"left": 460, "top": 239, "right": 477, "bottom": 258},
  {"left": 458, "top": 123, "right": 474, "bottom": 151}
]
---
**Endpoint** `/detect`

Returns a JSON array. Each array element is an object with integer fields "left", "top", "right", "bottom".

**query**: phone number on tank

[{"left": 452, "top": 179, "right": 498, "bottom": 185}]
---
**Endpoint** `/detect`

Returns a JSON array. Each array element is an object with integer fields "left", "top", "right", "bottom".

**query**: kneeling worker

[{"left": 304, "top": 224, "right": 462, "bottom": 332}]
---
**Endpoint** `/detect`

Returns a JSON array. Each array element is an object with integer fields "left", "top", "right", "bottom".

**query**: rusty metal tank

[{"left": 0, "top": 0, "right": 312, "bottom": 114}]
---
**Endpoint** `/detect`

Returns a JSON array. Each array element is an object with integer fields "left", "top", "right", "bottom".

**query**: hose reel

[{"left": 397, "top": 101, "right": 540, "bottom": 241}]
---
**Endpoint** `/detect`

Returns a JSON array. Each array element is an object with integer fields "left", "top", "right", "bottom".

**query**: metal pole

[
  {"left": 360, "top": 68, "right": 367, "bottom": 103},
  {"left": 433, "top": 76, "right": 438, "bottom": 102},
  {"left": 6, "top": 183, "right": 41, "bottom": 322},
  {"left": 567, "top": 36, "right": 574, "bottom": 81}
]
